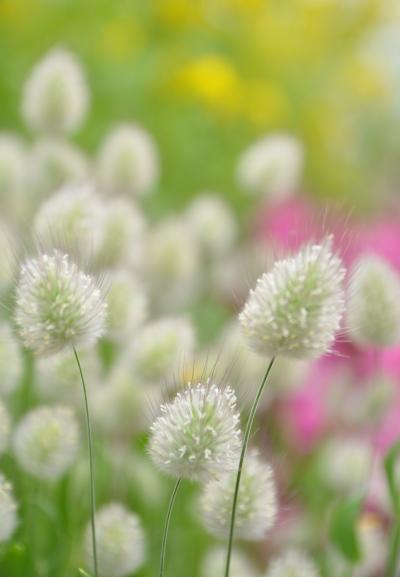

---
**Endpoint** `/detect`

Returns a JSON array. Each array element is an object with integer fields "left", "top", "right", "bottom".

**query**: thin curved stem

[
  {"left": 160, "top": 478, "right": 182, "bottom": 577},
  {"left": 386, "top": 521, "right": 400, "bottom": 577},
  {"left": 73, "top": 347, "right": 98, "bottom": 577},
  {"left": 224, "top": 357, "right": 275, "bottom": 577}
]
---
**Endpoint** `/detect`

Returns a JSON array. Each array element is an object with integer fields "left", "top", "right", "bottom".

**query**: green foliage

[{"left": 329, "top": 495, "right": 362, "bottom": 563}]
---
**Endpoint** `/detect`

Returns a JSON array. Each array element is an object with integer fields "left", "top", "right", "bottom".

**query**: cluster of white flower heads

[
  {"left": 0, "top": 399, "right": 11, "bottom": 455},
  {"left": 22, "top": 48, "right": 89, "bottom": 135},
  {"left": 237, "top": 133, "right": 304, "bottom": 199},
  {"left": 319, "top": 438, "right": 372, "bottom": 494},
  {"left": 149, "top": 381, "right": 242, "bottom": 481},
  {"left": 13, "top": 405, "right": 80, "bottom": 480},
  {"left": 201, "top": 547, "right": 259, "bottom": 577},
  {"left": 0, "top": 474, "right": 18, "bottom": 543},
  {"left": 265, "top": 550, "right": 320, "bottom": 577},
  {"left": 200, "top": 451, "right": 277, "bottom": 540},
  {"left": 97, "top": 123, "right": 159, "bottom": 197},
  {"left": 15, "top": 249, "right": 107, "bottom": 355},
  {"left": 347, "top": 255, "right": 400, "bottom": 348},
  {"left": 239, "top": 237, "right": 346, "bottom": 359},
  {"left": 85, "top": 503, "right": 146, "bottom": 577}
]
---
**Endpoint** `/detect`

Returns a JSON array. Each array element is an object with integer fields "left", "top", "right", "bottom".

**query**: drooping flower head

[
  {"left": 347, "top": 255, "right": 400, "bottom": 348},
  {"left": 265, "top": 550, "right": 320, "bottom": 577},
  {"left": 0, "top": 474, "right": 18, "bottom": 543},
  {"left": 15, "top": 249, "right": 107, "bottom": 355},
  {"left": 22, "top": 48, "right": 89, "bottom": 135},
  {"left": 200, "top": 451, "right": 278, "bottom": 540},
  {"left": 84, "top": 503, "right": 146, "bottom": 577},
  {"left": 239, "top": 236, "right": 346, "bottom": 359},
  {"left": 13, "top": 405, "right": 80, "bottom": 480},
  {"left": 149, "top": 381, "right": 241, "bottom": 482}
]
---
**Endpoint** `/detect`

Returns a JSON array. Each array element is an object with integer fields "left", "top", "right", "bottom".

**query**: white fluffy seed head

[
  {"left": 0, "top": 323, "right": 23, "bottom": 395},
  {"left": 347, "top": 255, "right": 400, "bottom": 348},
  {"left": 201, "top": 547, "right": 259, "bottom": 577},
  {"left": 132, "top": 316, "right": 195, "bottom": 382},
  {"left": 33, "top": 183, "right": 104, "bottom": 258},
  {"left": 237, "top": 133, "right": 304, "bottom": 198},
  {"left": 13, "top": 405, "right": 79, "bottom": 480},
  {"left": 0, "top": 399, "right": 11, "bottom": 455},
  {"left": 0, "top": 474, "right": 18, "bottom": 543},
  {"left": 239, "top": 237, "right": 346, "bottom": 359},
  {"left": 149, "top": 381, "right": 242, "bottom": 482},
  {"left": 15, "top": 249, "right": 107, "bottom": 355},
  {"left": 319, "top": 438, "right": 372, "bottom": 494},
  {"left": 265, "top": 550, "right": 320, "bottom": 577},
  {"left": 106, "top": 271, "right": 148, "bottom": 339},
  {"left": 185, "top": 193, "right": 237, "bottom": 258},
  {"left": 85, "top": 503, "right": 146, "bottom": 577},
  {"left": 200, "top": 451, "right": 277, "bottom": 540},
  {"left": 22, "top": 48, "right": 89, "bottom": 135},
  {"left": 97, "top": 123, "right": 159, "bottom": 197}
]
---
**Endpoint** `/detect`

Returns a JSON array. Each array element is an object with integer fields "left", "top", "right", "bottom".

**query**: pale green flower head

[{"left": 265, "top": 550, "right": 320, "bottom": 577}]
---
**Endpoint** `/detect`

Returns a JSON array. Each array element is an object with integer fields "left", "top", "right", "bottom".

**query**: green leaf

[
  {"left": 329, "top": 495, "right": 362, "bottom": 563},
  {"left": 78, "top": 569, "right": 92, "bottom": 577},
  {"left": 384, "top": 440, "right": 400, "bottom": 518}
]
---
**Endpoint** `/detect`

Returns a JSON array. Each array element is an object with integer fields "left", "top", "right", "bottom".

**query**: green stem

[
  {"left": 73, "top": 347, "right": 98, "bottom": 577},
  {"left": 386, "top": 521, "right": 400, "bottom": 577},
  {"left": 159, "top": 478, "right": 182, "bottom": 577},
  {"left": 224, "top": 357, "right": 275, "bottom": 577}
]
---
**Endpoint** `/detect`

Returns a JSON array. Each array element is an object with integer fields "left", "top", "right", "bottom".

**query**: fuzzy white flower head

[
  {"left": 347, "top": 255, "right": 400, "bottom": 348},
  {"left": 202, "top": 547, "right": 259, "bottom": 577},
  {"left": 0, "top": 324, "right": 23, "bottom": 395},
  {"left": 22, "top": 48, "right": 89, "bottom": 135},
  {"left": 132, "top": 316, "right": 195, "bottom": 382},
  {"left": 200, "top": 451, "right": 277, "bottom": 540},
  {"left": 33, "top": 183, "right": 104, "bottom": 258},
  {"left": 185, "top": 193, "right": 237, "bottom": 258},
  {"left": 0, "top": 474, "right": 18, "bottom": 543},
  {"left": 237, "top": 133, "right": 304, "bottom": 198},
  {"left": 0, "top": 134, "right": 28, "bottom": 219},
  {"left": 319, "top": 438, "right": 372, "bottom": 494},
  {"left": 0, "top": 399, "right": 11, "bottom": 455},
  {"left": 95, "top": 198, "right": 146, "bottom": 270},
  {"left": 239, "top": 237, "right": 346, "bottom": 359},
  {"left": 106, "top": 271, "right": 148, "bottom": 339},
  {"left": 149, "top": 381, "right": 242, "bottom": 482},
  {"left": 85, "top": 503, "right": 146, "bottom": 577},
  {"left": 13, "top": 405, "right": 79, "bottom": 480},
  {"left": 265, "top": 550, "right": 320, "bottom": 577},
  {"left": 30, "top": 138, "right": 89, "bottom": 199},
  {"left": 15, "top": 249, "right": 107, "bottom": 355},
  {"left": 97, "top": 123, "right": 159, "bottom": 197}
]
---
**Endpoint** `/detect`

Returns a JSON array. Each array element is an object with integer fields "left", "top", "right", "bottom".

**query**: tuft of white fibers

[
  {"left": 239, "top": 236, "right": 346, "bottom": 359},
  {"left": 22, "top": 48, "right": 89, "bottom": 135},
  {"left": 15, "top": 249, "right": 107, "bottom": 355},
  {"left": 30, "top": 138, "right": 89, "bottom": 200},
  {"left": 0, "top": 323, "right": 23, "bottom": 395},
  {"left": 145, "top": 217, "right": 200, "bottom": 310},
  {"left": 200, "top": 450, "right": 277, "bottom": 540},
  {"left": 106, "top": 271, "right": 148, "bottom": 340},
  {"left": 347, "top": 255, "right": 400, "bottom": 348},
  {"left": 319, "top": 438, "right": 372, "bottom": 494},
  {"left": 236, "top": 133, "right": 304, "bottom": 199},
  {"left": 0, "top": 399, "right": 11, "bottom": 455},
  {"left": 185, "top": 193, "right": 237, "bottom": 258},
  {"left": 201, "top": 546, "right": 259, "bottom": 577},
  {"left": 33, "top": 183, "right": 104, "bottom": 259},
  {"left": 95, "top": 198, "right": 146, "bottom": 270},
  {"left": 84, "top": 502, "right": 146, "bottom": 577},
  {"left": 265, "top": 549, "right": 320, "bottom": 577},
  {"left": 131, "top": 316, "right": 195, "bottom": 382},
  {"left": 149, "top": 381, "right": 242, "bottom": 482},
  {"left": 0, "top": 134, "right": 29, "bottom": 219},
  {"left": 0, "top": 473, "right": 18, "bottom": 543},
  {"left": 13, "top": 405, "right": 79, "bottom": 480},
  {"left": 97, "top": 123, "right": 159, "bottom": 197}
]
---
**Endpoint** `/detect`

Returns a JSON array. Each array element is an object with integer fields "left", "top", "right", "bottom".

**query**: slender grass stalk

[
  {"left": 159, "top": 478, "right": 182, "bottom": 577},
  {"left": 386, "top": 521, "right": 400, "bottom": 577},
  {"left": 224, "top": 357, "right": 275, "bottom": 577},
  {"left": 73, "top": 347, "right": 98, "bottom": 577}
]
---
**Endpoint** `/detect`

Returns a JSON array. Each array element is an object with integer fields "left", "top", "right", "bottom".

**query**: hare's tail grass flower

[
  {"left": 148, "top": 379, "right": 242, "bottom": 577},
  {"left": 225, "top": 236, "right": 346, "bottom": 577}
]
